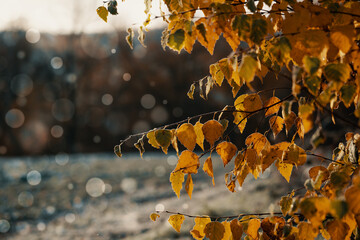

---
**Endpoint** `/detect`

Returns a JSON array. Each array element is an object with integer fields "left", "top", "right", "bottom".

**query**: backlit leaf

[
  {"left": 303, "top": 55, "right": 320, "bottom": 75},
  {"left": 275, "top": 160, "right": 293, "bottom": 182},
  {"left": 221, "top": 221, "right": 231, "bottom": 240},
  {"left": 298, "top": 222, "right": 318, "bottom": 240},
  {"left": 309, "top": 166, "right": 329, "bottom": 181},
  {"left": 304, "top": 76, "right": 321, "bottom": 96},
  {"left": 176, "top": 123, "right": 197, "bottom": 151},
  {"left": 239, "top": 55, "right": 258, "bottom": 88},
  {"left": 134, "top": 137, "right": 145, "bottom": 159},
  {"left": 191, "top": 216, "right": 211, "bottom": 240},
  {"left": 168, "top": 29, "right": 185, "bottom": 53},
  {"left": 202, "top": 120, "right": 223, "bottom": 147},
  {"left": 280, "top": 196, "right": 292, "bottom": 216},
  {"left": 150, "top": 213, "right": 160, "bottom": 221},
  {"left": 175, "top": 150, "right": 200, "bottom": 174},
  {"left": 114, "top": 144, "right": 122, "bottom": 158},
  {"left": 187, "top": 83, "right": 195, "bottom": 100},
  {"left": 246, "top": 218, "right": 260, "bottom": 239},
  {"left": 155, "top": 129, "right": 172, "bottom": 154},
  {"left": 216, "top": 141, "right": 237, "bottom": 167},
  {"left": 295, "top": 117, "right": 305, "bottom": 140},
  {"left": 243, "top": 93, "right": 263, "bottom": 112},
  {"left": 170, "top": 170, "right": 185, "bottom": 198},
  {"left": 340, "top": 83, "right": 356, "bottom": 108},
  {"left": 126, "top": 28, "right": 134, "bottom": 49},
  {"left": 245, "top": 132, "right": 270, "bottom": 155},
  {"left": 185, "top": 174, "right": 193, "bottom": 199},
  {"left": 326, "top": 220, "right": 350, "bottom": 240},
  {"left": 204, "top": 222, "right": 225, "bottom": 240},
  {"left": 230, "top": 219, "right": 243, "bottom": 240},
  {"left": 330, "top": 25, "right": 355, "bottom": 53},
  {"left": 330, "top": 200, "right": 348, "bottom": 219},
  {"left": 261, "top": 216, "right": 285, "bottom": 239},
  {"left": 168, "top": 214, "right": 185, "bottom": 232},
  {"left": 194, "top": 121, "right": 205, "bottom": 150},
  {"left": 250, "top": 18, "right": 267, "bottom": 44},
  {"left": 284, "top": 111, "right": 297, "bottom": 134},
  {"left": 147, "top": 130, "right": 160, "bottom": 149},
  {"left": 264, "top": 96, "right": 281, "bottom": 117},
  {"left": 300, "top": 197, "right": 330, "bottom": 228},
  {"left": 203, "top": 157, "right": 215, "bottom": 185},
  {"left": 345, "top": 185, "right": 360, "bottom": 214},
  {"left": 269, "top": 116, "right": 284, "bottom": 138},
  {"left": 283, "top": 143, "right": 307, "bottom": 166},
  {"left": 210, "top": 63, "right": 224, "bottom": 86},
  {"left": 97, "top": 6, "right": 108, "bottom": 22}
]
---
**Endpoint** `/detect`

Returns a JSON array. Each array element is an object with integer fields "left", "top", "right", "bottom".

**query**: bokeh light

[
  {"left": 123, "top": 73, "right": 131, "bottom": 81},
  {"left": 101, "top": 93, "right": 113, "bottom": 106},
  {"left": 150, "top": 106, "right": 168, "bottom": 124},
  {"left": 86, "top": 178, "right": 105, "bottom": 197},
  {"left": 50, "top": 125, "right": 64, "bottom": 138},
  {"left": 65, "top": 213, "right": 76, "bottom": 224},
  {"left": 26, "top": 170, "right": 42, "bottom": 186},
  {"left": 167, "top": 155, "right": 177, "bottom": 166},
  {"left": 25, "top": 28, "right": 40, "bottom": 44},
  {"left": 50, "top": 57, "right": 63, "bottom": 69},
  {"left": 5, "top": 109, "right": 25, "bottom": 128},
  {"left": 51, "top": 98, "right": 75, "bottom": 122},
  {"left": 18, "top": 191, "right": 34, "bottom": 207},
  {"left": 132, "top": 120, "right": 150, "bottom": 134},
  {"left": 120, "top": 177, "right": 137, "bottom": 194},
  {"left": 36, "top": 222, "right": 46, "bottom": 231},
  {"left": 140, "top": 94, "right": 156, "bottom": 109},
  {"left": 155, "top": 203, "right": 165, "bottom": 212},
  {"left": 55, "top": 152, "right": 69, "bottom": 166},
  {"left": 0, "top": 219, "right": 10, "bottom": 233},
  {"left": 11, "top": 74, "right": 33, "bottom": 97},
  {"left": 172, "top": 107, "right": 183, "bottom": 117}
]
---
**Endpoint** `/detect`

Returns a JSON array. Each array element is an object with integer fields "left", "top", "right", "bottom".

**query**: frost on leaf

[
  {"left": 176, "top": 123, "right": 197, "bottom": 151},
  {"left": 168, "top": 214, "right": 185, "bottom": 232},
  {"left": 216, "top": 141, "right": 237, "bottom": 167},
  {"left": 170, "top": 170, "right": 185, "bottom": 198},
  {"left": 202, "top": 120, "right": 223, "bottom": 147},
  {"left": 175, "top": 150, "right": 199, "bottom": 174}
]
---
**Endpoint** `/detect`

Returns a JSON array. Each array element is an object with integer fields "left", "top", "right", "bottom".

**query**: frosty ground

[{"left": 0, "top": 152, "right": 306, "bottom": 239}]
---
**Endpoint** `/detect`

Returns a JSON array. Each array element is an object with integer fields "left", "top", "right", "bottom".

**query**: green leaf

[
  {"left": 168, "top": 29, "right": 185, "bottom": 53},
  {"left": 96, "top": 6, "right": 108, "bottom": 22},
  {"left": 303, "top": 56, "right": 320, "bottom": 75},
  {"left": 324, "top": 63, "right": 351, "bottom": 82},
  {"left": 340, "top": 83, "right": 356, "bottom": 107},
  {"left": 331, "top": 200, "right": 348, "bottom": 219},
  {"left": 250, "top": 18, "right": 267, "bottom": 44},
  {"left": 155, "top": 129, "right": 172, "bottom": 154},
  {"left": 304, "top": 76, "right": 321, "bottom": 95}
]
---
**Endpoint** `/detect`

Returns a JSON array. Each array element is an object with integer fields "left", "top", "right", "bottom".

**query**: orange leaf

[
  {"left": 216, "top": 141, "right": 238, "bottom": 167},
  {"left": 221, "top": 221, "right": 231, "bottom": 240},
  {"left": 298, "top": 222, "right": 318, "bottom": 240},
  {"left": 230, "top": 219, "right": 243, "bottom": 240},
  {"left": 246, "top": 218, "right": 260, "bottom": 239},
  {"left": 204, "top": 222, "right": 225, "bottom": 240},
  {"left": 245, "top": 132, "right": 270, "bottom": 154},
  {"left": 296, "top": 117, "right": 305, "bottom": 140},
  {"left": 170, "top": 170, "right": 185, "bottom": 198},
  {"left": 345, "top": 185, "right": 360, "bottom": 214},
  {"left": 243, "top": 93, "right": 263, "bottom": 112},
  {"left": 203, "top": 157, "right": 215, "bottom": 185},
  {"left": 261, "top": 216, "right": 285, "bottom": 239},
  {"left": 176, "top": 123, "right": 197, "bottom": 151},
  {"left": 202, "top": 120, "right": 223, "bottom": 147},
  {"left": 309, "top": 166, "right": 329, "bottom": 181},
  {"left": 264, "top": 96, "right": 281, "bottom": 117},
  {"left": 269, "top": 116, "right": 284, "bottom": 138},
  {"left": 326, "top": 220, "right": 350, "bottom": 240},
  {"left": 194, "top": 121, "right": 205, "bottom": 150},
  {"left": 175, "top": 150, "right": 200, "bottom": 174},
  {"left": 284, "top": 111, "right": 297, "bottom": 134},
  {"left": 150, "top": 213, "right": 160, "bottom": 221},
  {"left": 246, "top": 149, "right": 261, "bottom": 179},
  {"left": 185, "top": 174, "right": 194, "bottom": 199},
  {"left": 168, "top": 214, "right": 185, "bottom": 232},
  {"left": 191, "top": 216, "right": 211, "bottom": 240}
]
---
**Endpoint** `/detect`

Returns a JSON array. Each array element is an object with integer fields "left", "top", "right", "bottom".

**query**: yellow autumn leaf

[
  {"left": 216, "top": 141, "right": 238, "bottom": 167},
  {"left": 261, "top": 216, "right": 285, "bottom": 239},
  {"left": 345, "top": 185, "right": 360, "bottom": 214},
  {"left": 185, "top": 174, "right": 194, "bottom": 199},
  {"left": 298, "top": 222, "right": 318, "bottom": 240},
  {"left": 170, "top": 170, "right": 185, "bottom": 198},
  {"left": 269, "top": 116, "right": 284, "bottom": 138},
  {"left": 264, "top": 96, "right": 281, "bottom": 117},
  {"left": 203, "top": 156, "right": 215, "bottom": 186},
  {"left": 150, "top": 213, "right": 160, "bottom": 221},
  {"left": 243, "top": 93, "right": 263, "bottom": 112},
  {"left": 309, "top": 166, "right": 329, "bottom": 181},
  {"left": 284, "top": 111, "right": 297, "bottom": 134},
  {"left": 239, "top": 55, "right": 258, "bottom": 88},
  {"left": 221, "top": 221, "right": 231, "bottom": 240},
  {"left": 245, "top": 132, "right": 270, "bottom": 155},
  {"left": 283, "top": 143, "right": 307, "bottom": 166},
  {"left": 300, "top": 197, "right": 330, "bottom": 228},
  {"left": 204, "top": 222, "right": 225, "bottom": 240},
  {"left": 96, "top": 6, "right": 108, "bottom": 22},
  {"left": 202, "top": 120, "right": 223, "bottom": 147},
  {"left": 275, "top": 160, "right": 293, "bottom": 182},
  {"left": 330, "top": 25, "right": 355, "bottom": 54},
  {"left": 147, "top": 130, "right": 160, "bottom": 149},
  {"left": 246, "top": 149, "right": 261, "bottom": 179},
  {"left": 295, "top": 117, "right": 305, "bottom": 140},
  {"left": 194, "top": 121, "right": 205, "bottom": 150},
  {"left": 191, "top": 216, "right": 211, "bottom": 240},
  {"left": 176, "top": 123, "right": 197, "bottom": 151},
  {"left": 168, "top": 214, "right": 185, "bottom": 233},
  {"left": 175, "top": 150, "right": 200, "bottom": 174},
  {"left": 246, "top": 218, "right": 260, "bottom": 239}
]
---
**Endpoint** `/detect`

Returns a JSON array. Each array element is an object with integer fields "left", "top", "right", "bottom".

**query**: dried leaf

[
  {"left": 204, "top": 222, "right": 225, "bottom": 240},
  {"left": 96, "top": 6, "right": 108, "bottom": 22},
  {"left": 230, "top": 219, "right": 243, "bottom": 240},
  {"left": 114, "top": 144, "right": 122, "bottom": 158},
  {"left": 150, "top": 213, "right": 160, "bottom": 221},
  {"left": 187, "top": 83, "right": 195, "bottom": 100}
]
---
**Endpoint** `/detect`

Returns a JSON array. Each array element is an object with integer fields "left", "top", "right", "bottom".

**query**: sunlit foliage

[{"left": 99, "top": 0, "right": 360, "bottom": 239}]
